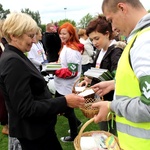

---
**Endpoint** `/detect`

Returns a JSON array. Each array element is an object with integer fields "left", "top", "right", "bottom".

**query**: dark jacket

[
  {"left": 0, "top": 42, "right": 8, "bottom": 124},
  {"left": 42, "top": 32, "right": 61, "bottom": 62},
  {"left": 91, "top": 42, "right": 124, "bottom": 101},
  {"left": 0, "top": 45, "right": 67, "bottom": 140}
]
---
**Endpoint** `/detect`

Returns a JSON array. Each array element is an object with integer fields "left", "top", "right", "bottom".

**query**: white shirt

[
  {"left": 28, "top": 42, "right": 47, "bottom": 71},
  {"left": 96, "top": 39, "right": 117, "bottom": 68},
  {"left": 80, "top": 38, "right": 94, "bottom": 65},
  {"left": 0, "top": 43, "right": 4, "bottom": 51},
  {"left": 54, "top": 45, "right": 82, "bottom": 95}
]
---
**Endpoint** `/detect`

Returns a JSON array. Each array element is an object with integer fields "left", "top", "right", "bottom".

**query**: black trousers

[
  {"left": 55, "top": 91, "right": 81, "bottom": 138},
  {"left": 18, "top": 129, "right": 62, "bottom": 150}
]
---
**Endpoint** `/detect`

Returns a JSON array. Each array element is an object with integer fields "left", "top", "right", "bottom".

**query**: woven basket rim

[
  {"left": 72, "top": 77, "right": 85, "bottom": 94},
  {"left": 79, "top": 97, "right": 101, "bottom": 118},
  {"left": 74, "top": 118, "right": 121, "bottom": 150},
  {"left": 80, "top": 107, "right": 99, "bottom": 119}
]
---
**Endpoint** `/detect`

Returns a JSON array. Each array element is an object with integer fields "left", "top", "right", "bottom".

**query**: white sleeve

[{"left": 130, "top": 30, "right": 150, "bottom": 78}]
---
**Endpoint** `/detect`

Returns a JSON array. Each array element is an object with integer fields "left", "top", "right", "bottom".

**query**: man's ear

[
  {"left": 117, "top": 2, "right": 128, "bottom": 14},
  {"left": 117, "top": 3, "right": 126, "bottom": 12}
]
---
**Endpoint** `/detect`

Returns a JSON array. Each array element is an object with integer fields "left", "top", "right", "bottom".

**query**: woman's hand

[
  {"left": 78, "top": 76, "right": 92, "bottom": 87},
  {"left": 92, "top": 80, "right": 115, "bottom": 97}
]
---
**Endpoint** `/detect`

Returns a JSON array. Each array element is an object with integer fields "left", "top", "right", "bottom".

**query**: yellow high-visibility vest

[{"left": 115, "top": 27, "right": 150, "bottom": 150}]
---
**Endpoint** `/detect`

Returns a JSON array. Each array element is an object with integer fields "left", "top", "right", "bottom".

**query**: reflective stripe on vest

[{"left": 115, "top": 27, "right": 150, "bottom": 150}]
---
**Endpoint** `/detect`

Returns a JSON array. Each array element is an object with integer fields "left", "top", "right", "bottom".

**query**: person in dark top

[
  {"left": 42, "top": 23, "right": 61, "bottom": 62},
  {"left": 0, "top": 12, "right": 85, "bottom": 150},
  {"left": 79, "top": 15, "right": 126, "bottom": 135},
  {"left": 0, "top": 41, "right": 9, "bottom": 135},
  {"left": 0, "top": 19, "right": 9, "bottom": 135}
]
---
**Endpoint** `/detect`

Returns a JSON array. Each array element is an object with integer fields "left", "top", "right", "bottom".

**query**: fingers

[
  {"left": 96, "top": 90, "right": 104, "bottom": 97},
  {"left": 92, "top": 101, "right": 110, "bottom": 123},
  {"left": 78, "top": 81, "right": 88, "bottom": 87},
  {"left": 92, "top": 87, "right": 99, "bottom": 92},
  {"left": 93, "top": 110, "right": 108, "bottom": 123},
  {"left": 94, "top": 115, "right": 101, "bottom": 124},
  {"left": 79, "top": 99, "right": 85, "bottom": 107},
  {"left": 92, "top": 101, "right": 101, "bottom": 108},
  {"left": 92, "top": 85, "right": 103, "bottom": 96},
  {"left": 85, "top": 82, "right": 89, "bottom": 87},
  {"left": 78, "top": 81, "right": 85, "bottom": 87},
  {"left": 93, "top": 110, "right": 103, "bottom": 123}
]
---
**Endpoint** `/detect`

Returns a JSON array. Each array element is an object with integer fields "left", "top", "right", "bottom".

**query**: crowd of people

[{"left": 0, "top": 0, "right": 150, "bottom": 150}]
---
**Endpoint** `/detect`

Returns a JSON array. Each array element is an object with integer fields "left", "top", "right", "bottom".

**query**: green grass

[
  {"left": 0, "top": 125, "right": 8, "bottom": 150},
  {"left": 0, "top": 108, "right": 99, "bottom": 150}
]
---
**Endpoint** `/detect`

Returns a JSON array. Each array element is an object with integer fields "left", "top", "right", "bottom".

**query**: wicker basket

[
  {"left": 72, "top": 77, "right": 84, "bottom": 94},
  {"left": 80, "top": 97, "right": 102, "bottom": 118},
  {"left": 72, "top": 77, "right": 94, "bottom": 97},
  {"left": 74, "top": 118, "right": 121, "bottom": 150},
  {"left": 72, "top": 77, "right": 103, "bottom": 118}
]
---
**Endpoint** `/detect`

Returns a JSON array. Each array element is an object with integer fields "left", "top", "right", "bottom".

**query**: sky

[{"left": 1, "top": 0, "right": 150, "bottom": 24}]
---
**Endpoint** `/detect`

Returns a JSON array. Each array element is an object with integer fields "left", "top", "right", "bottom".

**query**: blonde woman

[{"left": 0, "top": 12, "right": 85, "bottom": 150}]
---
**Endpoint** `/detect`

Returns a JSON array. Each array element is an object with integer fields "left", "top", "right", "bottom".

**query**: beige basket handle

[
  {"left": 75, "top": 117, "right": 121, "bottom": 150},
  {"left": 78, "top": 118, "right": 94, "bottom": 136},
  {"left": 72, "top": 77, "right": 85, "bottom": 93},
  {"left": 77, "top": 118, "right": 94, "bottom": 148}
]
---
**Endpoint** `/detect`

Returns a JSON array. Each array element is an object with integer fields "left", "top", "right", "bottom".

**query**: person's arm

[
  {"left": 111, "top": 32, "right": 150, "bottom": 123},
  {"left": 92, "top": 101, "right": 111, "bottom": 123},
  {"left": 92, "top": 80, "right": 115, "bottom": 97},
  {"left": 55, "top": 48, "right": 81, "bottom": 78},
  {"left": 91, "top": 80, "right": 115, "bottom": 124},
  {"left": 55, "top": 63, "right": 78, "bottom": 78},
  {"left": 2, "top": 58, "right": 85, "bottom": 118},
  {"left": 84, "top": 42, "right": 94, "bottom": 57}
]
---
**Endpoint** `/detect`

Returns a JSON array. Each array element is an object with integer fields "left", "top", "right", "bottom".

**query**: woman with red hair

[{"left": 54, "top": 22, "right": 84, "bottom": 142}]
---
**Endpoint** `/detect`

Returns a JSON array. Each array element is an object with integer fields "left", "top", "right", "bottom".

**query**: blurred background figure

[
  {"left": 28, "top": 27, "right": 48, "bottom": 71},
  {"left": 78, "top": 28, "right": 95, "bottom": 74},
  {"left": 112, "top": 27, "right": 120, "bottom": 41},
  {"left": 0, "top": 19, "right": 9, "bottom": 135},
  {"left": 42, "top": 23, "right": 61, "bottom": 62}
]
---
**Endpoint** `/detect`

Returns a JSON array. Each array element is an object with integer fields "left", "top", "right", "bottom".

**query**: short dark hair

[
  {"left": 86, "top": 15, "right": 113, "bottom": 40},
  {"left": 102, "top": 0, "right": 144, "bottom": 13}
]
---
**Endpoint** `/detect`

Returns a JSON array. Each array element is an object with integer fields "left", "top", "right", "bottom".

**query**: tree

[
  {"left": 21, "top": 8, "right": 41, "bottom": 25},
  {"left": 58, "top": 19, "right": 76, "bottom": 27},
  {"left": 0, "top": 4, "right": 10, "bottom": 19},
  {"left": 40, "top": 24, "right": 46, "bottom": 33},
  {"left": 77, "top": 13, "right": 93, "bottom": 28}
]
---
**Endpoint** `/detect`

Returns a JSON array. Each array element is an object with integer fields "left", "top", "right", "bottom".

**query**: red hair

[{"left": 58, "top": 22, "right": 84, "bottom": 53}]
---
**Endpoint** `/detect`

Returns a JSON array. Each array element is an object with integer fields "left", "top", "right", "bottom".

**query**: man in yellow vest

[{"left": 91, "top": 0, "right": 150, "bottom": 149}]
